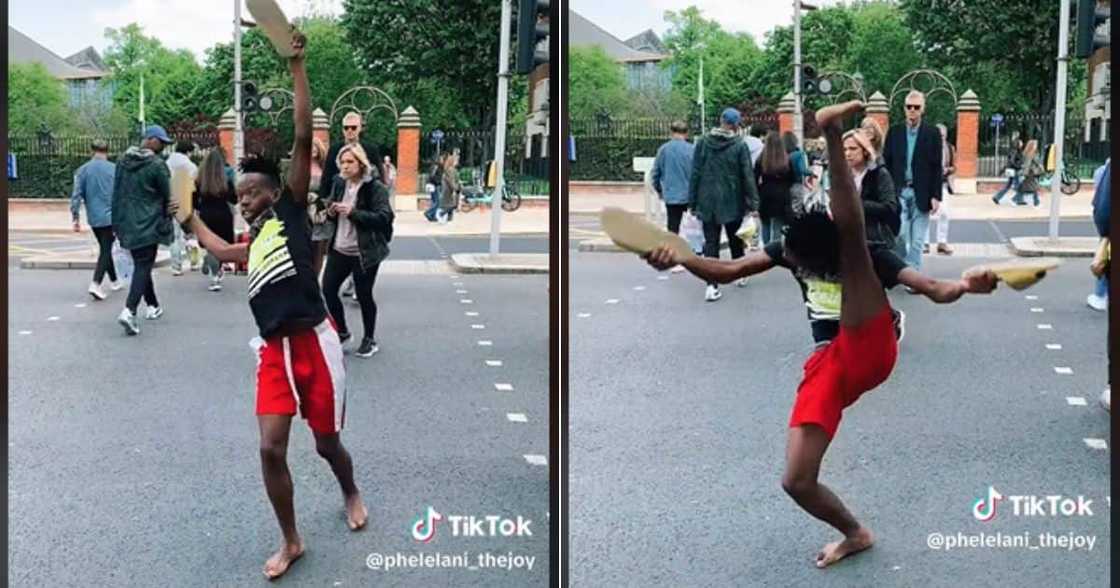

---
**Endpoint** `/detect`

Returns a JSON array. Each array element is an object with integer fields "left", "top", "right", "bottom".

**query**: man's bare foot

[
  {"left": 345, "top": 493, "right": 368, "bottom": 531},
  {"left": 263, "top": 541, "right": 304, "bottom": 580},
  {"left": 815, "top": 100, "right": 865, "bottom": 130},
  {"left": 815, "top": 527, "right": 874, "bottom": 568}
]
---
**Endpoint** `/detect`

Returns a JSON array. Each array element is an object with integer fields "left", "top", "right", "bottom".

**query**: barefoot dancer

[
  {"left": 188, "top": 33, "right": 367, "bottom": 580},
  {"left": 645, "top": 101, "right": 996, "bottom": 568}
]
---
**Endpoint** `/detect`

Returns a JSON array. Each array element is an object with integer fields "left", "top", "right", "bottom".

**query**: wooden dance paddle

[
  {"left": 600, "top": 206, "right": 695, "bottom": 261},
  {"left": 246, "top": 0, "right": 298, "bottom": 57},
  {"left": 171, "top": 166, "right": 195, "bottom": 223},
  {"left": 968, "top": 258, "right": 1060, "bottom": 291}
]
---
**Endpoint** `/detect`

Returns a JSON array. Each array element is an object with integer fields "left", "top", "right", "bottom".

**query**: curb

[
  {"left": 448, "top": 253, "right": 548, "bottom": 275},
  {"left": 1008, "top": 236, "right": 1098, "bottom": 258},
  {"left": 577, "top": 237, "right": 728, "bottom": 253},
  {"left": 20, "top": 251, "right": 172, "bottom": 270}
]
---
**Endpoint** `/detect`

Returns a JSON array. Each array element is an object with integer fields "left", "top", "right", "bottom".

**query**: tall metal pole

[
  {"left": 489, "top": 0, "right": 513, "bottom": 256},
  {"left": 699, "top": 54, "right": 706, "bottom": 130},
  {"left": 233, "top": 0, "right": 245, "bottom": 167},
  {"left": 793, "top": 0, "right": 803, "bottom": 143},
  {"left": 1049, "top": 0, "right": 1071, "bottom": 240}
]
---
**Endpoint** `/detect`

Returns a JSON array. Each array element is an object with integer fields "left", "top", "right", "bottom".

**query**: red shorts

[
  {"left": 255, "top": 320, "right": 346, "bottom": 434},
  {"left": 789, "top": 305, "right": 898, "bottom": 439}
]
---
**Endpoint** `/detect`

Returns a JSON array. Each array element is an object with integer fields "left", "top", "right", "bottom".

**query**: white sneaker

[
  {"left": 109, "top": 280, "right": 124, "bottom": 291},
  {"left": 88, "top": 282, "right": 106, "bottom": 301},
  {"left": 736, "top": 277, "right": 749, "bottom": 288},
  {"left": 145, "top": 306, "right": 164, "bottom": 320},
  {"left": 1100, "top": 387, "right": 1110, "bottom": 412},
  {"left": 1087, "top": 294, "right": 1108, "bottom": 311},
  {"left": 117, "top": 308, "right": 140, "bottom": 335},
  {"left": 171, "top": 267, "right": 184, "bottom": 277},
  {"left": 705, "top": 285, "right": 722, "bottom": 302},
  {"left": 208, "top": 278, "right": 222, "bottom": 292}
]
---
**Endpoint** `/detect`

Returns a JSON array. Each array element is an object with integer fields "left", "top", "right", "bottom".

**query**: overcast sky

[
  {"left": 567, "top": 0, "right": 842, "bottom": 45},
  {"left": 10, "top": 0, "right": 343, "bottom": 62}
]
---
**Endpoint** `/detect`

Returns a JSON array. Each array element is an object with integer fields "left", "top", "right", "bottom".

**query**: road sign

[
  {"left": 7, "top": 153, "right": 17, "bottom": 180},
  {"left": 431, "top": 129, "right": 445, "bottom": 143},
  {"left": 991, "top": 113, "right": 1004, "bottom": 127}
]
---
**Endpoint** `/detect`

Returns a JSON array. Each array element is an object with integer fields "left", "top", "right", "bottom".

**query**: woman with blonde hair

[
  {"left": 307, "top": 137, "right": 333, "bottom": 275},
  {"left": 841, "top": 128, "right": 899, "bottom": 248},
  {"left": 322, "top": 143, "right": 395, "bottom": 357},
  {"left": 193, "top": 148, "right": 237, "bottom": 291},
  {"left": 859, "top": 117, "right": 885, "bottom": 165},
  {"left": 437, "top": 151, "right": 461, "bottom": 224},
  {"left": 1014, "top": 140, "right": 1045, "bottom": 207}
]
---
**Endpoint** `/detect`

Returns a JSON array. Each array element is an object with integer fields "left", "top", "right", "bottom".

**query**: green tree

[
  {"left": 102, "top": 24, "right": 203, "bottom": 127},
  {"left": 661, "top": 7, "right": 763, "bottom": 120},
  {"left": 568, "top": 46, "right": 630, "bottom": 119},
  {"left": 7, "top": 63, "right": 76, "bottom": 134}
]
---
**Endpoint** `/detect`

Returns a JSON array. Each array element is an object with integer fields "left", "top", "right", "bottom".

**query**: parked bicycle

[
  {"left": 458, "top": 173, "right": 522, "bottom": 212},
  {"left": 1039, "top": 160, "right": 1082, "bottom": 195}
]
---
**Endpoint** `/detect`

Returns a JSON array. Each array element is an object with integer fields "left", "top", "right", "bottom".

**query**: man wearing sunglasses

[
  {"left": 882, "top": 90, "right": 942, "bottom": 278},
  {"left": 322, "top": 111, "right": 384, "bottom": 195}
]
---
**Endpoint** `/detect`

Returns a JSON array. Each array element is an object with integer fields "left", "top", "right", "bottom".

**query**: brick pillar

[
  {"left": 865, "top": 91, "right": 889, "bottom": 136},
  {"left": 955, "top": 89, "right": 981, "bottom": 193},
  {"left": 396, "top": 106, "right": 421, "bottom": 208},
  {"left": 777, "top": 93, "right": 795, "bottom": 136},
  {"left": 218, "top": 109, "right": 237, "bottom": 166},
  {"left": 312, "top": 108, "right": 330, "bottom": 152}
]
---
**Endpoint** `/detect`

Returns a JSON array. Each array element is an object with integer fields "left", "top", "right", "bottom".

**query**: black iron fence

[
  {"left": 569, "top": 115, "right": 777, "bottom": 181},
  {"left": 977, "top": 112, "right": 1109, "bottom": 179},
  {"left": 420, "top": 128, "right": 549, "bottom": 197}
]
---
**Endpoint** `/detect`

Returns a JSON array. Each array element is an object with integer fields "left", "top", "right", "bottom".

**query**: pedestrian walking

[
  {"left": 383, "top": 155, "right": 397, "bottom": 194},
  {"left": 322, "top": 143, "right": 395, "bottom": 357},
  {"left": 308, "top": 137, "right": 333, "bottom": 277},
  {"left": 883, "top": 90, "right": 942, "bottom": 276},
  {"left": 188, "top": 34, "right": 368, "bottom": 580},
  {"left": 924, "top": 124, "right": 955, "bottom": 255},
  {"left": 745, "top": 123, "right": 766, "bottom": 166},
  {"left": 166, "top": 140, "right": 198, "bottom": 275},
  {"left": 1087, "top": 159, "right": 1110, "bottom": 312},
  {"left": 111, "top": 125, "right": 176, "bottom": 335},
  {"left": 755, "top": 130, "right": 795, "bottom": 245},
  {"left": 322, "top": 111, "right": 381, "bottom": 192},
  {"left": 71, "top": 139, "right": 121, "bottom": 300},
  {"left": 844, "top": 129, "right": 899, "bottom": 250},
  {"left": 424, "top": 155, "right": 445, "bottom": 222},
  {"left": 651, "top": 120, "right": 694, "bottom": 235},
  {"left": 688, "top": 107, "right": 760, "bottom": 301},
  {"left": 193, "top": 148, "right": 237, "bottom": 291},
  {"left": 438, "top": 151, "right": 460, "bottom": 224},
  {"left": 992, "top": 138, "right": 1024, "bottom": 205},
  {"left": 1013, "top": 140, "right": 1045, "bottom": 208}
]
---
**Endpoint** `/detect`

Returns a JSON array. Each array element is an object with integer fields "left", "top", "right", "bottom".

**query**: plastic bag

[
  {"left": 112, "top": 241, "right": 133, "bottom": 282},
  {"left": 736, "top": 215, "right": 758, "bottom": 243},
  {"left": 680, "top": 211, "right": 705, "bottom": 254}
]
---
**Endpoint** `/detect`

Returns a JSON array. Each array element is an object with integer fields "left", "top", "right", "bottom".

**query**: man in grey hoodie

[
  {"left": 688, "top": 107, "right": 760, "bottom": 302},
  {"left": 111, "top": 125, "right": 176, "bottom": 335}
]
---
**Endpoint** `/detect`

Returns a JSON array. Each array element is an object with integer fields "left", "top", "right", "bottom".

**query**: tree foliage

[
  {"left": 102, "top": 23, "right": 203, "bottom": 127},
  {"left": 661, "top": 7, "right": 763, "bottom": 120},
  {"left": 7, "top": 63, "right": 76, "bottom": 134},
  {"left": 569, "top": 46, "right": 631, "bottom": 120}
]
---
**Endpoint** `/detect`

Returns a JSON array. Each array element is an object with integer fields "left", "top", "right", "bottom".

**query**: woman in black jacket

[
  {"left": 322, "top": 143, "right": 395, "bottom": 357},
  {"left": 843, "top": 129, "right": 899, "bottom": 248},
  {"left": 193, "top": 148, "right": 237, "bottom": 292}
]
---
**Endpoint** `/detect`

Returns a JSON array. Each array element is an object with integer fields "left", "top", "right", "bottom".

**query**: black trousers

[
  {"left": 665, "top": 204, "right": 689, "bottom": 234},
  {"left": 92, "top": 226, "right": 117, "bottom": 284},
  {"left": 322, "top": 251, "right": 381, "bottom": 341},
  {"left": 126, "top": 244, "right": 159, "bottom": 313},
  {"left": 702, "top": 218, "right": 745, "bottom": 287}
]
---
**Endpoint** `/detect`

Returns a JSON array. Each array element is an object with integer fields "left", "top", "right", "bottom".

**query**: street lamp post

[
  {"left": 489, "top": 0, "right": 513, "bottom": 256},
  {"left": 793, "top": 0, "right": 803, "bottom": 143},
  {"left": 233, "top": 0, "right": 245, "bottom": 167},
  {"left": 1048, "top": 0, "right": 1072, "bottom": 241}
]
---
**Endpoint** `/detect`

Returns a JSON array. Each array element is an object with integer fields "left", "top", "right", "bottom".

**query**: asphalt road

[
  {"left": 9, "top": 262, "right": 550, "bottom": 586},
  {"left": 569, "top": 250, "right": 1110, "bottom": 587}
]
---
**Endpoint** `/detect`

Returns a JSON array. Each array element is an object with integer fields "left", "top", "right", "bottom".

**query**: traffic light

[
  {"left": 241, "top": 81, "right": 259, "bottom": 113},
  {"left": 516, "top": 0, "right": 550, "bottom": 74},
  {"left": 1076, "top": 0, "right": 1110, "bottom": 58},
  {"left": 801, "top": 65, "right": 820, "bottom": 95}
]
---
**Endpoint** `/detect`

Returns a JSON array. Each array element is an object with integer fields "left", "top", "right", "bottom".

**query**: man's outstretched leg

[
  {"left": 783, "top": 425, "right": 874, "bottom": 567},
  {"left": 314, "top": 432, "right": 368, "bottom": 531},
  {"left": 259, "top": 415, "right": 304, "bottom": 579}
]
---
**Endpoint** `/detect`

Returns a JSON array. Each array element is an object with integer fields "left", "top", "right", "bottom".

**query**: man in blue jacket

[
  {"left": 71, "top": 139, "right": 120, "bottom": 301},
  {"left": 652, "top": 120, "right": 695, "bottom": 236}
]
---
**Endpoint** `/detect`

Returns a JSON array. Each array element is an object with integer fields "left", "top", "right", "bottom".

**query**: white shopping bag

[
  {"left": 112, "top": 241, "right": 133, "bottom": 281},
  {"left": 680, "top": 211, "right": 705, "bottom": 254}
]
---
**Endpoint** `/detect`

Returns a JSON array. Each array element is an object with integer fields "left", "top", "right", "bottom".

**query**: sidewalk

[
  {"left": 568, "top": 188, "right": 1095, "bottom": 221},
  {"left": 8, "top": 199, "right": 550, "bottom": 237}
]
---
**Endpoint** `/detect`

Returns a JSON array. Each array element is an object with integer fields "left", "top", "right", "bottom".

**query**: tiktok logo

[
  {"left": 973, "top": 486, "right": 1004, "bottom": 522},
  {"left": 412, "top": 506, "right": 443, "bottom": 543}
]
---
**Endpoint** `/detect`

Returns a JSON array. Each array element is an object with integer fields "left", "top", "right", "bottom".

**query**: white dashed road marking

[
  {"left": 460, "top": 299, "right": 473, "bottom": 304},
  {"left": 524, "top": 455, "right": 547, "bottom": 466},
  {"left": 494, "top": 383, "right": 513, "bottom": 391},
  {"left": 577, "top": 313, "right": 591, "bottom": 318},
  {"left": 1030, "top": 307, "right": 1044, "bottom": 313},
  {"left": 1084, "top": 438, "right": 1108, "bottom": 450},
  {"left": 1066, "top": 397, "right": 1088, "bottom": 406},
  {"left": 1054, "top": 367, "right": 1074, "bottom": 375},
  {"left": 465, "top": 311, "right": 479, "bottom": 317},
  {"left": 18, "top": 331, "right": 31, "bottom": 335},
  {"left": 75, "top": 303, "right": 87, "bottom": 308},
  {"left": 471, "top": 324, "right": 486, "bottom": 329},
  {"left": 633, "top": 286, "right": 646, "bottom": 291},
  {"left": 477, "top": 340, "right": 493, "bottom": 346},
  {"left": 1037, "top": 324, "right": 1053, "bottom": 330},
  {"left": 47, "top": 316, "right": 60, "bottom": 321},
  {"left": 657, "top": 276, "right": 669, "bottom": 281},
  {"left": 1026, "top": 295, "right": 1039, "bottom": 300},
  {"left": 1046, "top": 344, "right": 1063, "bottom": 350},
  {"left": 456, "top": 289, "right": 469, "bottom": 294},
  {"left": 485, "top": 360, "right": 503, "bottom": 367},
  {"left": 507, "top": 413, "right": 528, "bottom": 423},
  {"left": 605, "top": 299, "right": 619, "bottom": 305}
]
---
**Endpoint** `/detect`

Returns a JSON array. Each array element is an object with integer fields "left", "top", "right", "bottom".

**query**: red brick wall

[
  {"left": 219, "top": 128, "right": 235, "bottom": 166},
  {"left": 778, "top": 112, "right": 793, "bottom": 136},
  {"left": 396, "top": 127, "right": 420, "bottom": 194},
  {"left": 956, "top": 110, "right": 979, "bottom": 179}
]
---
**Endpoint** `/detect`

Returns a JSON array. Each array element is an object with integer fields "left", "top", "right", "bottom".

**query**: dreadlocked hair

[
  {"left": 782, "top": 210, "right": 840, "bottom": 279},
  {"left": 239, "top": 155, "right": 282, "bottom": 190}
]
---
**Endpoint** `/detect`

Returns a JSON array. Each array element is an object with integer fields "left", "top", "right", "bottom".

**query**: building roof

[
  {"left": 65, "top": 46, "right": 109, "bottom": 74},
  {"left": 624, "top": 30, "right": 667, "bottom": 55},
  {"left": 569, "top": 10, "right": 667, "bottom": 63},
  {"left": 8, "top": 26, "right": 108, "bottom": 80}
]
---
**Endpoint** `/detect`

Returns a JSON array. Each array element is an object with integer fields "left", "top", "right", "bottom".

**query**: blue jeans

[
  {"left": 169, "top": 222, "right": 186, "bottom": 270},
  {"left": 424, "top": 188, "right": 441, "bottom": 221},
  {"left": 993, "top": 174, "right": 1019, "bottom": 202},
  {"left": 760, "top": 216, "right": 786, "bottom": 244},
  {"left": 897, "top": 187, "right": 930, "bottom": 270},
  {"left": 1095, "top": 275, "right": 1109, "bottom": 298}
]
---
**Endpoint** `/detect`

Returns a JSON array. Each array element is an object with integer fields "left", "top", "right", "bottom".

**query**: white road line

[
  {"left": 47, "top": 316, "right": 60, "bottom": 321},
  {"left": 74, "top": 303, "right": 87, "bottom": 308},
  {"left": 1037, "top": 324, "right": 1053, "bottom": 330},
  {"left": 1030, "top": 307, "right": 1044, "bottom": 313},
  {"left": 605, "top": 299, "right": 619, "bottom": 305},
  {"left": 507, "top": 413, "right": 528, "bottom": 423},
  {"left": 450, "top": 274, "right": 460, "bottom": 279},
  {"left": 460, "top": 299, "right": 473, "bottom": 304},
  {"left": 1084, "top": 438, "right": 1108, "bottom": 450},
  {"left": 1046, "top": 344, "right": 1063, "bottom": 350},
  {"left": 1026, "top": 295, "right": 1039, "bottom": 300},
  {"left": 495, "top": 383, "right": 514, "bottom": 391},
  {"left": 523, "top": 454, "right": 547, "bottom": 466},
  {"left": 465, "top": 311, "right": 480, "bottom": 317},
  {"left": 18, "top": 331, "right": 31, "bottom": 335},
  {"left": 456, "top": 289, "right": 469, "bottom": 294},
  {"left": 577, "top": 313, "right": 591, "bottom": 318},
  {"left": 477, "top": 340, "right": 493, "bottom": 346},
  {"left": 1054, "top": 367, "right": 1074, "bottom": 375},
  {"left": 471, "top": 324, "right": 486, "bottom": 329},
  {"left": 485, "top": 360, "right": 503, "bottom": 367},
  {"left": 1066, "top": 397, "right": 1088, "bottom": 406},
  {"left": 633, "top": 286, "right": 646, "bottom": 291},
  {"left": 657, "top": 276, "right": 669, "bottom": 281},
  {"left": 453, "top": 282, "right": 464, "bottom": 287}
]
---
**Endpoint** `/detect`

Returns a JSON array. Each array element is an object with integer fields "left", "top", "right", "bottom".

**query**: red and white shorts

[
  {"left": 255, "top": 320, "right": 346, "bottom": 434},
  {"left": 789, "top": 305, "right": 898, "bottom": 439}
]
